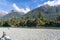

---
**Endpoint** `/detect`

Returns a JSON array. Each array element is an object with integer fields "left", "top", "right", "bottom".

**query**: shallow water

[{"left": 0, "top": 28, "right": 60, "bottom": 40}]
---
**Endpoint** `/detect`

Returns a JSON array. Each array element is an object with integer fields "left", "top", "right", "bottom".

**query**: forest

[{"left": 0, "top": 12, "right": 60, "bottom": 28}]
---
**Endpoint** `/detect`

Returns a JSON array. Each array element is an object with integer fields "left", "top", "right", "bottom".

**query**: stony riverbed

[{"left": 0, "top": 28, "right": 60, "bottom": 40}]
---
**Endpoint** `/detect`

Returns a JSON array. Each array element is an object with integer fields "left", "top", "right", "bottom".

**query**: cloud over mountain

[
  {"left": 12, "top": 3, "right": 30, "bottom": 13},
  {"left": 44, "top": 0, "right": 60, "bottom": 6},
  {"left": 38, "top": 0, "right": 60, "bottom": 7},
  {"left": 0, "top": 10, "right": 8, "bottom": 17}
]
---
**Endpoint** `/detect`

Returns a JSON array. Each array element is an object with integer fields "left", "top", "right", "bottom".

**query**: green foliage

[
  {"left": 38, "top": 12, "right": 44, "bottom": 19},
  {"left": 2, "top": 21, "right": 11, "bottom": 27},
  {"left": 33, "top": 18, "right": 45, "bottom": 26},
  {"left": 0, "top": 19, "right": 5, "bottom": 26},
  {"left": 26, "top": 19, "right": 34, "bottom": 27},
  {"left": 0, "top": 12, "right": 60, "bottom": 27},
  {"left": 7, "top": 18, "right": 20, "bottom": 27},
  {"left": 18, "top": 18, "right": 26, "bottom": 26},
  {"left": 57, "top": 14, "right": 60, "bottom": 21}
]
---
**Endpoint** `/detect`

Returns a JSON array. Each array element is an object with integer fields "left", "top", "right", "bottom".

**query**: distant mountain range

[
  {"left": 0, "top": 11, "right": 8, "bottom": 18},
  {"left": 1, "top": 4, "right": 60, "bottom": 20},
  {"left": 2, "top": 10, "right": 24, "bottom": 19}
]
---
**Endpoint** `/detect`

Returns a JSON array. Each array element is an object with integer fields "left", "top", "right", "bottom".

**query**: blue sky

[{"left": 0, "top": 0, "right": 60, "bottom": 13}]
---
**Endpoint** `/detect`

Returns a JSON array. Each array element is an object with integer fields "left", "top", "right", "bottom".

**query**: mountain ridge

[
  {"left": 23, "top": 4, "right": 60, "bottom": 20},
  {"left": 2, "top": 10, "right": 24, "bottom": 19},
  {"left": 2, "top": 4, "right": 60, "bottom": 20}
]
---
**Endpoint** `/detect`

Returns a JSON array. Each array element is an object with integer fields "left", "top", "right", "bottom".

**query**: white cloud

[
  {"left": 38, "top": 0, "right": 60, "bottom": 7},
  {"left": 12, "top": 3, "right": 20, "bottom": 12},
  {"left": 0, "top": 10, "right": 8, "bottom": 16},
  {"left": 37, "top": 4, "right": 44, "bottom": 7},
  {"left": 1, "top": 10, "right": 8, "bottom": 14},
  {"left": 44, "top": 1, "right": 55, "bottom": 6},
  {"left": 44, "top": 0, "right": 60, "bottom": 6},
  {"left": 12, "top": 3, "right": 30, "bottom": 13},
  {"left": 24, "top": 8, "right": 30, "bottom": 13}
]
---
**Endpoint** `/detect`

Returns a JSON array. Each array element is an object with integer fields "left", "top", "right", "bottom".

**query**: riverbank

[{"left": 0, "top": 28, "right": 60, "bottom": 40}]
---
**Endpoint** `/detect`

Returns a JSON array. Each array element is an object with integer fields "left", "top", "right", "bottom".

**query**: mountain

[
  {"left": 2, "top": 10, "right": 24, "bottom": 19},
  {"left": 24, "top": 4, "right": 60, "bottom": 20},
  {"left": 0, "top": 11, "right": 8, "bottom": 18},
  {"left": 2, "top": 4, "right": 60, "bottom": 20}
]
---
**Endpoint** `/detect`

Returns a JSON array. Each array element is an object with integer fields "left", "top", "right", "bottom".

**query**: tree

[
  {"left": 26, "top": 19, "right": 33, "bottom": 27},
  {"left": 38, "top": 12, "right": 44, "bottom": 20},
  {"left": 2, "top": 21, "right": 11, "bottom": 27},
  {"left": 18, "top": 18, "right": 27, "bottom": 27},
  {"left": 57, "top": 14, "right": 60, "bottom": 21},
  {"left": 7, "top": 18, "right": 19, "bottom": 27},
  {"left": 0, "top": 19, "right": 5, "bottom": 26},
  {"left": 33, "top": 18, "right": 45, "bottom": 26}
]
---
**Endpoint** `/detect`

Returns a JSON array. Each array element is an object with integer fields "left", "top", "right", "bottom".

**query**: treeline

[{"left": 0, "top": 12, "right": 60, "bottom": 27}]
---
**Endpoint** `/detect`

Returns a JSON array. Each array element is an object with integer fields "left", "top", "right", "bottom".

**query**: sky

[{"left": 0, "top": 0, "right": 60, "bottom": 14}]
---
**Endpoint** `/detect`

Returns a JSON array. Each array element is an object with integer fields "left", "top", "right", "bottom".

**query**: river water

[{"left": 0, "top": 28, "right": 60, "bottom": 40}]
